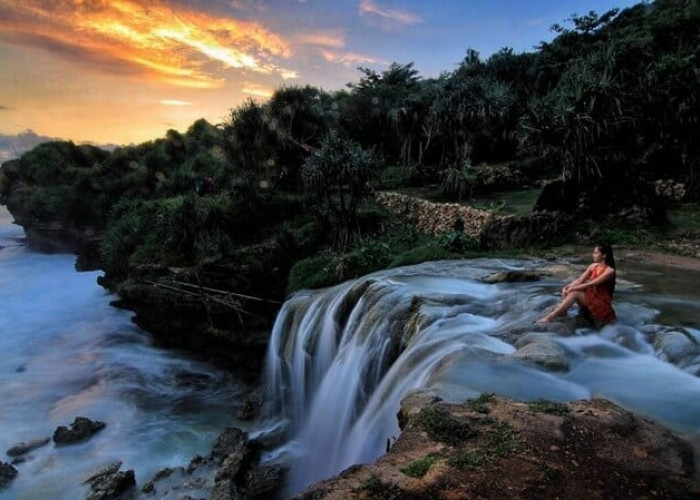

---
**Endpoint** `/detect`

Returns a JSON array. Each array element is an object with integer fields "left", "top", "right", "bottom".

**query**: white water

[
  {"left": 265, "top": 257, "right": 700, "bottom": 495},
  {"left": 0, "top": 207, "right": 249, "bottom": 500}
]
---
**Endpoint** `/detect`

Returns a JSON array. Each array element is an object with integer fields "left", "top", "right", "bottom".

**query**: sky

[{"left": 0, "top": 0, "right": 642, "bottom": 154}]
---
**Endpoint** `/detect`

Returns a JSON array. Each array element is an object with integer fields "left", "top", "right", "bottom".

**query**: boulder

[
  {"left": 238, "top": 463, "right": 287, "bottom": 498},
  {"left": 6, "top": 437, "right": 50, "bottom": 457},
  {"left": 0, "top": 461, "right": 18, "bottom": 489},
  {"left": 82, "top": 461, "right": 135, "bottom": 500},
  {"left": 53, "top": 417, "right": 106, "bottom": 445}
]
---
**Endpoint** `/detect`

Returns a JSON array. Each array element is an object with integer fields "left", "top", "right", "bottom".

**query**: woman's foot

[{"left": 537, "top": 312, "right": 557, "bottom": 323}]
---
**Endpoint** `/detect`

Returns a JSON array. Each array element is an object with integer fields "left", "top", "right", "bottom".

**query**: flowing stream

[
  {"left": 264, "top": 251, "right": 700, "bottom": 495},
  {"left": 3, "top": 203, "right": 700, "bottom": 499},
  {"left": 0, "top": 206, "right": 252, "bottom": 500}
]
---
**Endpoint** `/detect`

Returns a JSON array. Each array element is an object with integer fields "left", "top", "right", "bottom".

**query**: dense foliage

[{"left": 1, "top": 0, "right": 698, "bottom": 294}]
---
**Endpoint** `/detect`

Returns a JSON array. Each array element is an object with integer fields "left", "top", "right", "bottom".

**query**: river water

[
  {"left": 264, "top": 248, "right": 700, "bottom": 494},
  {"left": 0, "top": 206, "right": 251, "bottom": 499},
  {"left": 3, "top": 203, "right": 700, "bottom": 499}
]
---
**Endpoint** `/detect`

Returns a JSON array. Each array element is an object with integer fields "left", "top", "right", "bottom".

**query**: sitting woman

[{"left": 538, "top": 244, "right": 617, "bottom": 325}]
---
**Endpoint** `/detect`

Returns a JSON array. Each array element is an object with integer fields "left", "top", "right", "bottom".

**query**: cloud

[
  {"left": 160, "top": 99, "right": 192, "bottom": 106},
  {"left": 295, "top": 31, "right": 346, "bottom": 49},
  {"left": 0, "top": 105, "right": 10, "bottom": 110},
  {"left": 320, "top": 49, "right": 387, "bottom": 67},
  {"left": 528, "top": 18, "right": 545, "bottom": 26},
  {"left": 242, "top": 85, "right": 273, "bottom": 98},
  {"left": 0, "top": 0, "right": 294, "bottom": 88},
  {"left": 359, "top": 0, "right": 421, "bottom": 26}
]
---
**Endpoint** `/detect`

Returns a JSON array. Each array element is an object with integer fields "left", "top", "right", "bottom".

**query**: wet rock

[
  {"left": 6, "top": 437, "right": 50, "bottom": 457},
  {"left": 82, "top": 461, "right": 135, "bottom": 500},
  {"left": 236, "top": 392, "right": 261, "bottom": 421},
  {"left": 141, "top": 466, "right": 184, "bottom": 494},
  {"left": 653, "top": 329, "right": 700, "bottom": 365},
  {"left": 53, "top": 417, "right": 106, "bottom": 445},
  {"left": 210, "top": 478, "right": 244, "bottom": 500},
  {"left": 238, "top": 463, "right": 287, "bottom": 498},
  {"left": 0, "top": 461, "right": 18, "bottom": 489},
  {"left": 210, "top": 428, "right": 255, "bottom": 464},
  {"left": 481, "top": 271, "right": 542, "bottom": 284},
  {"left": 507, "top": 338, "right": 570, "bottom": 372}
]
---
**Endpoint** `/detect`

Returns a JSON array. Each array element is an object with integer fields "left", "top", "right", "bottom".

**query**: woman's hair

[{"left": 595, "top": 243, "right": 616, "bottom": 293}]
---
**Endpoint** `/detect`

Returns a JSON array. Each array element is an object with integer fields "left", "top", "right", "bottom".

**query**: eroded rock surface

[
  {"left": 293, "top": 394, "right": 699, "bottom": 500},
  {"left": 53, "top": 417, "right": 106, "bottom": 445}
]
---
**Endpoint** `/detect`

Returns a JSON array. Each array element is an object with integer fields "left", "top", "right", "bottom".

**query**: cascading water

[
  {"left": 264, "top": 259, "right": 700, "bottom": 495},
  {"left": 0, "top": 207, "right": 253, "bottom": 500}
]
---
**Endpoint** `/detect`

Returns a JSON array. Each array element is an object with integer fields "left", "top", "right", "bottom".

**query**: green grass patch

[
  {"left": 470, "top": 188, "right": 540, "bottom": 216},
  {"left": 487, "top": 421, "right": 522, "bottom": 457},
  {"left": 528, "top": 399, "right": 571, "bottom": 417},
  {"left": 447, "top": 449, "right": 491, "bottom": 469},
  {"left": 399, "top": 454, "right": 441, "bottom": 478},
  {"left": 466, "top": 393, "right": 495, "bottom": 414},
  {"left": 360, "top": 474, "right": 403, "bottom": 499},
  {"left": 415, "top": 406, "right": 478, "bottom": 445}
]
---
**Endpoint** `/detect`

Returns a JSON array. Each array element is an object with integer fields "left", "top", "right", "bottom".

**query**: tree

[{"left": 301, "top": 133, "right": 377, "bottom": 248}]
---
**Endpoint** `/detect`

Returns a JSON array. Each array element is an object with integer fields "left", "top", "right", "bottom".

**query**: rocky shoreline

[{"left": 4, "top": 395, "right": 698, "bottom": 499}]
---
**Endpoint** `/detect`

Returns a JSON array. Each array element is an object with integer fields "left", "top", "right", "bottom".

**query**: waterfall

[{"left": 262, "top": 259, "right": 700, "bottom": 495}]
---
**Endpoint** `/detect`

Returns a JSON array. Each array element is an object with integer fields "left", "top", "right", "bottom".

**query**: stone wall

[
  {"left": 374, "top": 192, "right": 495, "bottom": 239},
  {"left": 375, "top": 191, "right": 570, "bottom": 248}
]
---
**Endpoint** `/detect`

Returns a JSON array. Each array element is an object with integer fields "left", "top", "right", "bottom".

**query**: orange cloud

[
  {"left": 160, "top": 99, "right": 192, "bottom": 106},
  {"left": 359, "top": 0, "right": 421, "bottom": 26},
  {"left": 320, "top": 50, "right": 387, "bottom": 67},
  {"left": 242, "top": 85, "right": 273, "bottom": 98},
  {"left": 295, "top": 31, "right": 346, "bottom": 49},
  {"left": 0, "top": 0, "right": 293, "bottom": 88}
]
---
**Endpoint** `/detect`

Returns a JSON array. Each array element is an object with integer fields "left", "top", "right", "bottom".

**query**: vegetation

[
  {"left": 399, "top": 454, "right": 441, "bottom": 478},
  {"left": 414, "top": 406, "right": 478, "bottom": 445},
  {"left": 528, "top": 399, "right": 572, "bottom": 417},
  {"left": 1, "top": 0, "right": 699, "bottom": 298}
]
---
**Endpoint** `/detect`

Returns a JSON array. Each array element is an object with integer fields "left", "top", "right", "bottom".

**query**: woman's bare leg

[{"left": 538, "top": 291, "right": 584, "bottom": 323}]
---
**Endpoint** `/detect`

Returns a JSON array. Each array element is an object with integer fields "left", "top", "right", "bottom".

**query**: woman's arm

[
  {"left": 562, "top": 266, "right": 593, "bottom": 295},
  {"left": 571, "top": 267, "right": 615, "bottom": 291}
]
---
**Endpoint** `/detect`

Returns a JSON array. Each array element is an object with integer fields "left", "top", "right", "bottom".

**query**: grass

[
  {"left": 466, "top": 393, "right": 495, "bottom": 414},
  {"left": 360, "top": 474, "right": 403, "bottom": 499},
  {"left": 400, "top": 454, "right": 441, "bottom": 478},
  {"left": 447, "top": 449, "right": 491, "bottom": 469},
  {"left": 528, "top": 399, "right": 571, "bottom": 417},
  {"left": 471, "top": 188, "right": 540, "bottom": 217},
  {"left": 414, "top": 406, "right": 478, "bottom": 445}
]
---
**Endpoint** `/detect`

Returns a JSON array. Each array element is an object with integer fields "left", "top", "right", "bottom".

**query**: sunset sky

[{"left": 0, "top": 0, "right": 640, "bottom": 152}]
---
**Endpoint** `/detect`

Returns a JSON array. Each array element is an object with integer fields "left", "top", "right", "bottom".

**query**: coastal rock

[
  {"left": 210, "top": 428, "right": 257, "bottom": 464},
  {"left": 6, "top": 437, "right": 50, "bottom": 457},
  {"left": 210, "top": 479, "right": 245, "bottom": 500},
  {"left": 293, "top": 393, "right": 698, "bottom": 500},
  {"left": 83, "top": 461, "right": 135, "bottom": 500},
  {"left": 238, "top": 463, "right": 287, "bottom": 498},
  {"left": 0, "top": 461, "right": 18, "bottom": 489},
  {"left": 53, "top": 417, "right": 106, "bottom": 445}
]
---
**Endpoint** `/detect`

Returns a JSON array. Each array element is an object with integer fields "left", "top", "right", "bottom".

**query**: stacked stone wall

[{"left": 375, "top": 191, "right": 495, "bottom": 239}]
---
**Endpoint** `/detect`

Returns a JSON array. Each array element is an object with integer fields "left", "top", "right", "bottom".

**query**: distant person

[{"left": 538, "top": 244, "right": 617, "bottom": 325}]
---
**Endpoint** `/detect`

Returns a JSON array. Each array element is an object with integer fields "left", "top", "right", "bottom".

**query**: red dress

[{"left": 584, "top": 265, "right": 616, "bottom": 324}]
